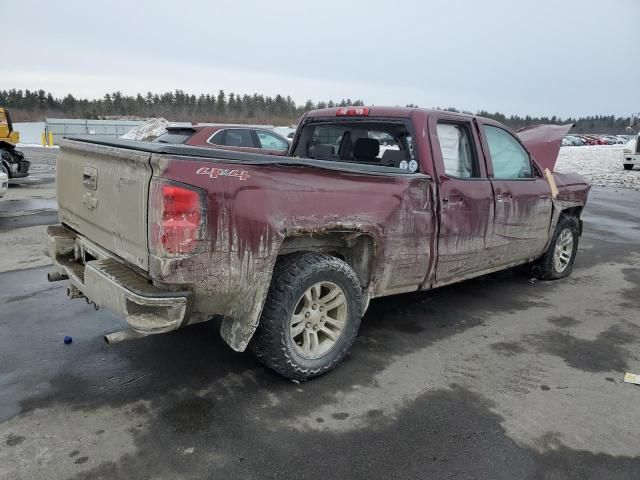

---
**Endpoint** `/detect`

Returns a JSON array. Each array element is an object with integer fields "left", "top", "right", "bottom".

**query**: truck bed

[{"left": 65, "top": 135, "right": 420, "bottom": 177}]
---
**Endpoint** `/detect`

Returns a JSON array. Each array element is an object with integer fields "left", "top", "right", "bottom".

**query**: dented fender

[{"left": 150, "top": 154, "right": 436, "bottom": 351}]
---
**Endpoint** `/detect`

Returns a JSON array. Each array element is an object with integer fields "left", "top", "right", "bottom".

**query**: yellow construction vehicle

[{"left": 0, "top": 108, "right": 30, "bottom": 179}]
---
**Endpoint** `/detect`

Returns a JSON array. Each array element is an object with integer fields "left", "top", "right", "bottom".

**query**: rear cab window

[
  {"left": 154, "top": 129, "right": 195, "bottom": 144},
  {"left": 292, "top": 120, "right": 419, "bottom": 172}
]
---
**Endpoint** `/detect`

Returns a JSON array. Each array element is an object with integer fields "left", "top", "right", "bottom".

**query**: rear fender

[{"left": 219, "top": 227, "right": 378, "bottom": 352}]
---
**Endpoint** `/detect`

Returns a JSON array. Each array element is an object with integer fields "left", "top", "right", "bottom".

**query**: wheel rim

[
  {"left": 553, "top": 228, "right": 574, "bottom": 273},
  {"left": 290, "top": 281, "right": 347, "bottom": 359}
]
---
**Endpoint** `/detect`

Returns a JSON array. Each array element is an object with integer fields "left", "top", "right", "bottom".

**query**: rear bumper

[{"left": 46, "top": 224, "right": 191, "bottom": 335}]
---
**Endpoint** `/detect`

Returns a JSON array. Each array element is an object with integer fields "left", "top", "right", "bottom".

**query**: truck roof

[
  {"left": 304, "top": 106, "right": 480, "bottom": 121},
  {"left": 305, "top": 106, "right": 420, "bottom": 119}
]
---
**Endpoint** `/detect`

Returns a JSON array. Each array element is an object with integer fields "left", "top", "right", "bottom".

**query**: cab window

[
  {"left": 209, "top": 129, "right": 255, "bottom": 148},
  {"left": 484, "top": 125, "right": 532, "bottom": 179},
  {"left": 436, "top": 123, "right": 479, "bottom": 178},
  {"left": 256, "top": 130, "right": 289, "bottom": 151}
]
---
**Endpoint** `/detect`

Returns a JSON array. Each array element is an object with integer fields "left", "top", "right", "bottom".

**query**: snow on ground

[
  {"left": 555, "top": 145, "right": 640, "bottom": 189},
  {"left": 120, "top": 118, "right": 169, "bottom": 141},
  {"left": 16, "top": 144, "right": 59, "bottom": 148}
]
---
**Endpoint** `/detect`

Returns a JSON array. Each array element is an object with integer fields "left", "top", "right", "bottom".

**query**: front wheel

[
  {"left": 532, "top": 215, "right": 580, "bottom": 280},
  {"left": 250, "top": 252, "right": 363, "bottom": 382}
]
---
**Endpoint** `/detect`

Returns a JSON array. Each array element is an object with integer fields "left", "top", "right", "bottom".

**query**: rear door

[
  {"left": 478, "top": 122, "right": 553, "bottom": 265},
  {"left": 56, "top": 139, "right": 152, "bottom": 271},
  {"left": 428, "top": 113, "right": 495, "bottom": 284}
]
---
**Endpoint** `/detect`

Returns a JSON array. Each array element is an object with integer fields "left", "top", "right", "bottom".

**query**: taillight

[
  {"left": 336, "top": 107, "right": 370, "bottom": 117},
  {"left": 149, "top": 180, "right": 203, "bottom": 255}
]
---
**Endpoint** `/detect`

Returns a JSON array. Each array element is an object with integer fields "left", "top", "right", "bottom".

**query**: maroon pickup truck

[{"left": 46, "top": 106, "right": 589, "bottom": 381}]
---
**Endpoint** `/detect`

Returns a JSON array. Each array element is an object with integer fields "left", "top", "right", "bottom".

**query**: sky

[{"left": 3, "top": 0, "right": 639, "bottom": 118}]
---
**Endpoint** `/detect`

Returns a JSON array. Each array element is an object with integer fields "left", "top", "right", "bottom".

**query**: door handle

[
  {"left": 496, "top": 194, "right": 503, "bottom": 202},
  {"left": 443, "top": 195, "right": 463, "bottom": 205}
]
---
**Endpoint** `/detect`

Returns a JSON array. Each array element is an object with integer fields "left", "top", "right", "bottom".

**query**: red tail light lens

[{"left": 150, "top": 180, "right": 203, "bottom": 255}]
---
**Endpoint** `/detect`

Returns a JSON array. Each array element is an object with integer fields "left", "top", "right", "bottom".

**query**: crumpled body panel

[{"left": 516, "top": 124, "right": 573, "bottom": 171}]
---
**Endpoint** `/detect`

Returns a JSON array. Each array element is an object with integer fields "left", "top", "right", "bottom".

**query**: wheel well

[
  {"left": 560, "top": 206, "right": 583, "bottom": 219},
  {"left": 278, "top": 232, "right": 375, "bottom": 288}
]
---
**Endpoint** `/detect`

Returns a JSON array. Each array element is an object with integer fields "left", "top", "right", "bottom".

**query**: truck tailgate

[{"left": 56, "top": 139, "right": 152, "bottom": 271}]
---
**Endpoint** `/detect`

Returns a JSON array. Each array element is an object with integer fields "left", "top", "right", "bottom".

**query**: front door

[
  {"left": 429, "top": 114, "right": 495, "bottom": 284},
  {"left": 479, "top": 122, "right": 553, "bottom": 265}
]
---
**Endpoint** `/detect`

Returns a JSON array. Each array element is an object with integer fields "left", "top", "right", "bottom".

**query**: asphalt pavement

[{"left": 1, "top": 180, "right": 640, "bottom": 479}]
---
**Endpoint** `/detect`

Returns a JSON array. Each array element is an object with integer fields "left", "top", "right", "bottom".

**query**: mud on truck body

[{"left": 46, "top": 107, "right": 590, "bottom": 381}]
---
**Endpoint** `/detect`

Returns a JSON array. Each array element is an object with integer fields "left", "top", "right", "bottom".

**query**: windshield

[{"left": 292, "top": 121, "right": 418, "bottom": 172}]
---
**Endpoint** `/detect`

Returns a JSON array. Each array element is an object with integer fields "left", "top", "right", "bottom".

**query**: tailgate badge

[{"left": 82, "top": 191, "right": 98, "bottom": 210}]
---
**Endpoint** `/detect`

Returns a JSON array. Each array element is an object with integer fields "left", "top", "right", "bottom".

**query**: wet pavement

[
  {"left": 1, "top": 186, "right": 639, "bottom": 479},
  {"left": 0, "top": 147, "right": 58, "bottom": 231},
  {"left": 0, "top": 197, "right": 57, "bottom": 231}
]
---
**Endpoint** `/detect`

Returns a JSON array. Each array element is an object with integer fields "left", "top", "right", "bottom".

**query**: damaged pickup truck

[{"left": 46, "top": 107, "right": 590, "bottom": 381}]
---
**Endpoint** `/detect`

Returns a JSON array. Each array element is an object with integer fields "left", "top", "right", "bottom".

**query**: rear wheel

[
  {"left": 250, "top": 252, "right": 363, "bottom": 382},
  {"left": 623, "top": 164, "right": 634, "bottom": 171},
  {"left": 532, "top": 215, "right": 580, "bottom": 280}
]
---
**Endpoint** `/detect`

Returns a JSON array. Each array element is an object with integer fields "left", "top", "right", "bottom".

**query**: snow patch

[
  {"left": 555, "top": 145, "right": 640, "bottom": 189},
  {"left": 120, "top": 118, "right": 169, "bottom": 141}
]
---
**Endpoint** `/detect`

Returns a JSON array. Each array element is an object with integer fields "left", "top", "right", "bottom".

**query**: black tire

[
  {"left": 250, "top": 252, "right": 363, "bottom": 382},
  {"left": 0, "top": 163, "right": 8, "bottom": 177},
  {"left": 623, "top": 164, "right": 633, "bottom": 171},
  {"left": 532, "top": 215, "right": 580, "bottom": 280}
]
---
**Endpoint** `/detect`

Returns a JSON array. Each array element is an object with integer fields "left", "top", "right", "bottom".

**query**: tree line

[
  {"left": 0, "top": 88, "right": 632, "bottom": 133},
  {"left": 0, "top": 88, "right": 364, "bottom": 125}
]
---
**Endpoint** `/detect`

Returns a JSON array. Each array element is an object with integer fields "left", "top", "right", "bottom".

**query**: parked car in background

[
  {"left": 563, "top": 135, "right": 584, "bottom": 146},
  {"left": 574, "top": 135, "right": 600, "bottom": 145},
  {"left": 623, "top": 134, "right": 639, "bottom": 170},
  {"left": 600, "top": 135, "right": 624, "bottom": 145},
  {"left": 154, "top": 125, "right": 290, "bottom": 156},
  {"left": 562, "top": 134, "right": 630, "bottom": 147},
  {"left": 569, "top": 135, "right": 586, "bottom": 146},
  {"left": 0, "top": 169, "right": 8, "bottom": 198}
]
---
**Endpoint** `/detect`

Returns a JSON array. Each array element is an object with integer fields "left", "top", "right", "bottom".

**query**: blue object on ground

[{"left": 64, "top": 336, "right": 73, "bottom": 344}]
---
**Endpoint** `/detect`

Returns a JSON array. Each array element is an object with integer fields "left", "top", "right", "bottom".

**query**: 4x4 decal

[{"left": 196, "top": 167, "right": 250, "bottom": 181}]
